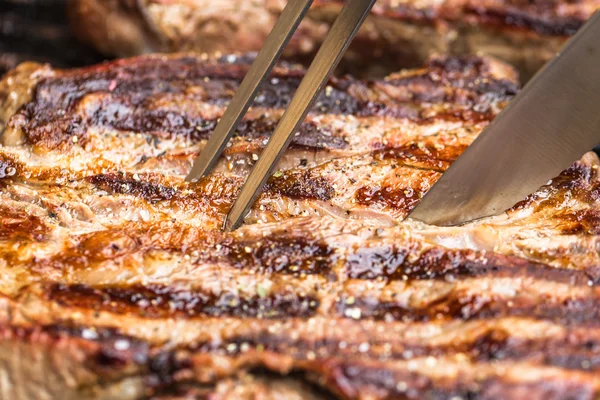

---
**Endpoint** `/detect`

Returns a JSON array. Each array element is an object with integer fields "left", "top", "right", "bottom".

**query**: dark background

[{"left": 0, "top": 0, "right": 103, "bottom": 75}]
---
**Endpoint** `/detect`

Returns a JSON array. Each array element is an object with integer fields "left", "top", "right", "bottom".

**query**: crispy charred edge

[
  {"left": 336, "top": 290, "right": 600, "bottom": 326},
  {"left": 86, "top": 172, "right": 243, "bottom": 215},
  {"left": 513, "top": 160, "right": 600, "bottom": 208},
  {"left": 4, "top": 53, "right": 516, "bottom": 150},
  {"left": 511, "top": 159, "right": 600, "bottom": 236},
  {"left": 46, "top": 283, "right": 319, "bottom": 319},
  {"left": 266, "top": 170, "right": 336, "bottom": 202},
  {"left": 88, "top": 172, "right": 178, "bottom": 202},
  {"left": 20, "top": 208, "right": 600, "bottom": 287},
  {"left": 0, "top": 62, "right": 51, "bottom": 135},
  {"left": 346, "top": 246, "right": 597, "bottom": 285},
  {"left": 352, "top": 146, "right": 459, "bottom": 212}
]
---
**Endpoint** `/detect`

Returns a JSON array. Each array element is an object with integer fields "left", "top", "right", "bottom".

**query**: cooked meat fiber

[
  {"left": 68, "top": 0, "right": 600, "bottom": 79},
  {"left": 1, "top": 53, "right": 600, "bottom": 399}
]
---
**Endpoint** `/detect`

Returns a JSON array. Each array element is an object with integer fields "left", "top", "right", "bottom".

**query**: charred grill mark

[
  {"left": 337, "top": 293, "right": 600, "bottom": 326},
  {"left": 10, "top": 57, "right": 354, "bottom": 148},
  {"left": 266, "top": 171, "right": 336, "bottom": 201},
  {"left": 354, "top": 185, "right": 421, "bottom": 214},
  {"left": 86, "top": 173, "right": 240, "bottom": 216},
  {"left": 87, "top": 170, "right": 345, "bottom": 214},
  {"left": 9, "top": 55, "right": 514, "bottom": 149},
  {"left": 216, "top": 237, "right": 335, "bottom": 276},
  {"left": 40, "top": 227, "right": 334, "bottom": 276},
  {"left": 331, "top": 363, "right": 429, "bottom": 399},
  {"left": 88, "top": 173, "right": 177, "bottom": 203},
  {"left": 86, "top": 97, "right": 218, "bottom": 142},
  {"left": 188, "top": 327, "right": 600, "bottom": 373},
  {"left": 48, "top": 283, "right": 319, "bottom": 319},
  {"left": 383, "top": 78, "right": 518, "bottom": 108},
  {"left": 345, "top": 247, "right": 596, "bottom": 286},
  {"left": 230, "top": 118, "right": 348, "bottom": 150},
  {"left": 94, "top": 105, "right": 347, "bottom": 150},
  {"left": 285, "top": 121, "right": 348, "bottom": 150}
]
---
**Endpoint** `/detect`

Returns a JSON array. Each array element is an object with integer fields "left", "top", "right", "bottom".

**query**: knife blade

[{"left": 409, "top": 11, "right": 600, "bottom": 226}]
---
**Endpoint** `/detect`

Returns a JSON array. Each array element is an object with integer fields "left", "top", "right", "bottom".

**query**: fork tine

[
  {"left": 224, "top": 0, "right": 377, "bottom": 231},
  {"left": 185, "top": 0, "right": 314, "bottom": 182}
]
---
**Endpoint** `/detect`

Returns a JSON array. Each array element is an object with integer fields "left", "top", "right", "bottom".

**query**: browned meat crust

[
  {"left": 1, "top": 53, "right": 600, "bottom": 399},
  {"left": 68, "top": 0, "right": 600, "bottom": 79}
]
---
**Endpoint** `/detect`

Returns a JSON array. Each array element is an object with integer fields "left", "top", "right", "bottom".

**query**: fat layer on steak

[
  {"left": 0, "top": 53, "right": 600, "bottom": 399},
  {"left": 68, "top": 0, "right": 600, "bottom": 79}
]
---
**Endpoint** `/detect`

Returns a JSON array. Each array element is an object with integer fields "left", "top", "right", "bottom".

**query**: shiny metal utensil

[
  {"left": 409, "top": 11, "right": 600, "bottom": 226},
  {"left": 186, "top": 0, "right": 376, "bottom": 231},
  {"left": 186, "top": 0, "right": 314, "bottom": 181}
]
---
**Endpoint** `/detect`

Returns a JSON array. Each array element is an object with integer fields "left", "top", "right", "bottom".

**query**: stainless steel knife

[{"left": 409, "top": 11, "right": 600, "bottom": 226}]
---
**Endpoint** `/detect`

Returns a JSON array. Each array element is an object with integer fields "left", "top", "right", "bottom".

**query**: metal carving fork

[{"left": 185, "top": 0, "right": 377, "bottom": 230}]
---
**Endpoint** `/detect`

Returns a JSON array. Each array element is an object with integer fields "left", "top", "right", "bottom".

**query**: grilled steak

[
  {"left": 68, "top": 0, "right": 600, "bottom": 79},
  {"left": 1, "top": 53, "right": 600, "bottom": 399}
]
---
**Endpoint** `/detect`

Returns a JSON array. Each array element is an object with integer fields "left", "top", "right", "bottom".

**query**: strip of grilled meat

[
  {"left": 68, "top": 0, "right": 600, "bottom": 79},
  {"left": 1, "top": 53, "right": 600, "bottom": 399}
]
